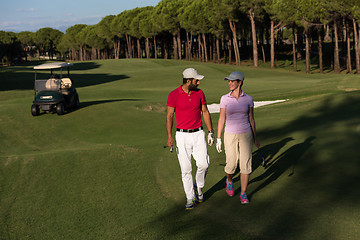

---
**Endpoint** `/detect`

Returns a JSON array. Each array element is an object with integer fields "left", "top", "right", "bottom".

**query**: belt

[{"left": 176, "top": 126, "right": 203, "bottom": 133}]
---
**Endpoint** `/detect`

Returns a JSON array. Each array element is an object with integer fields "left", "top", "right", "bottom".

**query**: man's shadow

[
  {"left": 204, "top": 137, "right": 295, "bottom": 200},
  {"left": 248, "top": 136, "right": 316, "bottom": 199}
]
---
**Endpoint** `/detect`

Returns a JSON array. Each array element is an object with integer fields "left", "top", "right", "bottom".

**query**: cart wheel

[
  {"left": 56, "top": 103, "right": 65, "bottom": 115},
  {"left": 31, "top": 104, "right": 39, "bottom": 116},
  {"left": 74, "top": 94, "right": 80, "bottom": 108}
]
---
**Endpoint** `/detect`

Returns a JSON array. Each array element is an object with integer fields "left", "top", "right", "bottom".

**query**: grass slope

[{"left": 1, "top": 59, "right": 360, "bottom": 239}]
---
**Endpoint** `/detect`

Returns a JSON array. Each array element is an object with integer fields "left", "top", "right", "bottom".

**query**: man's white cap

[
  {"left": 224, "top": 71, "right": 245, "bottom": 81},
  {"left": 183, "top": 68, "right": 204, "bottom": 80}
]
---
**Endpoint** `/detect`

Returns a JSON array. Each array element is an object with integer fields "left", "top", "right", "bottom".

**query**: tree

[
  {"left": 34, "top": 28, "right": 63, "bottom": 60},
  {"left": 155, "top": 0, "right": 186, "bottom": 60},
  {"left": 0, "top": 31, "right": 22, "bottom": 65},
  {"left": 97, "top": 15, "right": 120, "bottom": 59},
  {"left": 17, "top": 31, "right": 35, "bottom": 61},
  {"left": 79, "top": 25, "right": 107, "bottom": 60},
  {"left": 138, "top": 7, "right": 158, "bottom": 59},
  {"left": 265, "top": 0, "right": 295, "bottom": 69},
  {"left": 60, "top": 24, "right": 87, "bottom": 60},
  {"left": 351, "top": 1, "right": 360, "bottom": 73},
  {"left": 205, "top": 0, "right": 228, "bottom": 63},
  {"left": 111, "top": 9, "right": 142, "bottom": 58},
  {"left": 241, "top": 0, "right": 266, "bottom": 67},
  {"left": 179, "top": 0, "right": 211, "bottom": 62}
]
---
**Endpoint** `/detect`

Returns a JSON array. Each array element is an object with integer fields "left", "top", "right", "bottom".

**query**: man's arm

[
  {"left": 166, "top": 106, "right": 175, "bottom": 147},
  {"left": 202, "top": 104, "right": 213, "bottom": 132}
]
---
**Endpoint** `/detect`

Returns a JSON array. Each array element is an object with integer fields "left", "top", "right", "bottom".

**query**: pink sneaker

[
  {"left": 240, "top": 192, "right": 249, "bottom": 204},
  {"left": 226, "top": 179, "right": 234, "bottom": 197}
]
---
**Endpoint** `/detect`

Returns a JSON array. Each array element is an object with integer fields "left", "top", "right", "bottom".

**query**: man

[{"left": 166, "top": 68, "right": 214, "bottom": 210}]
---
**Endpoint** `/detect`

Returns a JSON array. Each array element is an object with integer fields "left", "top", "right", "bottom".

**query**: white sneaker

[
  {"left": 195, "top": 185, "right": 204, "bottom": 203},
  {"left": 185, "top": 198, "right": 196, "bottom": 210}
]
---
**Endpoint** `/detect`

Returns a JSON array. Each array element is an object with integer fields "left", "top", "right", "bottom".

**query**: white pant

[{"left": 175, "top": 130, "right": 209, "bottom": 200}]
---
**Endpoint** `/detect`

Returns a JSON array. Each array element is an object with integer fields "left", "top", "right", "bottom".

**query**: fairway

[{"left": 1, "top": 59, "right": 360, "bottom": 239}]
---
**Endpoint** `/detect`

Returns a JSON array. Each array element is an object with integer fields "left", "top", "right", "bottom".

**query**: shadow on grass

[
  {"left": 146, "top": 91, "right": 360, "bottom": 239},
  {"left": 248, "top": 136, "right": 316, "bottom": 200},
  {"left": 0, "top": 61, "right": 129, "bottom": 91},
  {"left": 79, "top": 99, "right": 141, "bottom": 109},
  {"left": 204, "top": 137, "right": 296, "bottom": 199}
]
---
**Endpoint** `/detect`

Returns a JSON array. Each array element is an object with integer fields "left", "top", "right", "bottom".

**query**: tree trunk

[
  {"left": 346, "top": 22, "right": 352, "bottom": 73},
  {"left": 145, "top": 38, "right": 150, "bottom": 59},
  {"left": 292, "top": 28, "right": 297, "bottom": 72},
  {"left": 210, "top": 37, "right": 214, "bottom": 62},
  {"left": 131, "top": 39, "right": 135, "bottom": 58},
  {"left": 113, "top": 39, "right": 120, "bottom": 59},
  {"left": 173, "top": 35, "right": 178, "bottom": 60},
  {"left": 185, "top": 32, "right": 190, "bottom": 60},
  {"left": 198, "top": 35, "right": 204, "bottom": 62},
  {"left": 216, "top": 37, "right": 220, "bottom": 64},
  {"left": 164, "top": 41, "right": 168, "bottom": 59},
  {"left": 305, "top": 31, "right": 311, "bottom": 74},
  {"left": 125, "top": 34, "right": 132, "bottom": 58},
  {"left": 333, "top": 19, "right": 340, "bottom": 73},
  {"left": 228, "top": 39, "right": 232, "bottom": 64},
  {"left": 270, "top": 21, "right": 275, "bottom": 68},
  {"left": 318, "top": 30, "right": 323, "bottom": 73},
  {"left": 202, "top": 33, "right": 208, "bottom": 62},
  {"left": 153, "top": 36, "right": 157, "bottom": 59},
  {"left": 228, "top": 18, "right": 240, "bottom": 65},
  {"left": 353, "top": 19, "right": 360, "bottom": 74},
  {"left": 80, "top": 45, "right": 83, "bottom": 61},
  {"left": 342, "top": 18, "right": 347, "bottom": 71},
  {"left": 358, "top": 23, "right": 360, "bottom": 73},
  {"left": 137, "top": 39, "right": 141, "bottom": 58},
  {"left": 189, "top": 33, "right": 193, "bottom": 60},
  {"left": 249, "top": 8, "right": 258, "bottom": 67},
  {"left": 177, "top": 28, "right": 182, "bottom": 60},
  {"left": 324, "top": 24, "right": 331, "bottom": 42}
]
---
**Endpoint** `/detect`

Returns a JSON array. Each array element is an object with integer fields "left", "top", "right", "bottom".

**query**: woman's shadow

[
  {"left": 204, "top": 137, "right": 295, "bottom": 200},
  {"left": 248, "top": 136, "right": 316, "bottom": 199}
]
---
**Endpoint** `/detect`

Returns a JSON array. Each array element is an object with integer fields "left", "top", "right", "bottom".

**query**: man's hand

[
  {"left": 216, "top": 138, "right": 222, "bottom": 153},
  {"left": 167, "top": 136, "right": 174, "bottom": 148},
  {"left": 208, "top": 132, "right": 214, "bottom": 146}
]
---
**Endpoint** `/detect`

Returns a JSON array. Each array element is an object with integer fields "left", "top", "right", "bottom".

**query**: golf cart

[{"left": 31, "top": 62, "right": 80, "bottom": 116}]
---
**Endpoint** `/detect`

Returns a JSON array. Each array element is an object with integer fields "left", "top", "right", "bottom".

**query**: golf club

[
  {"left": 163, "top": 145, "right": 174, "bottom": 152},
  {"left": 258, "top": 148, "right": 266, "bottom": 167}
]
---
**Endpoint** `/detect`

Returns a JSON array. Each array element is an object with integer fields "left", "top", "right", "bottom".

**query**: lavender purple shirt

[{"left": 220, "top": 91, "right": 254, "bottom": 134}]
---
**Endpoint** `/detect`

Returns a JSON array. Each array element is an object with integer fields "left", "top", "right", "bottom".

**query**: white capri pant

[{"left": 175, "top": 130, "right": 209, "bottom": 200}]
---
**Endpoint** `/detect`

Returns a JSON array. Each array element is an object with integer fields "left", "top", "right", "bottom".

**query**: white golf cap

[
  {"left": 183, "top": 68, "right": 204, "bottom": 80},
  {"left": 224, "top": 71, "right": 245, "bottom": 81}
]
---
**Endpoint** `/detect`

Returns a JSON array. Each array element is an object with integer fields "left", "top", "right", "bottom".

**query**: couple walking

[{"left": 166, "top": 68, "right": 260, "bottom": 210}]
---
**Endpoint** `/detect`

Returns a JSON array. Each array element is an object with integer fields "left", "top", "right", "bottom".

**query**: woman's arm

[
  {"left": 249, "top": 107, "right": 260, "bottom": 148},
  {"left": 217, "top": 108, "right": 226, "bottom": 139}
]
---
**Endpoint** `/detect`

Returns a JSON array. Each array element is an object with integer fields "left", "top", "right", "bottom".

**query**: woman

[{"left": 216, "top": 71, "right": 260, "bottom": 204}]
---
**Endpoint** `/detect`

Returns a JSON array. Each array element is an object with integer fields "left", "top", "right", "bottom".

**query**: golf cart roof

[{"left": 33, "top": 62, "right": 74, "bottom": 70}]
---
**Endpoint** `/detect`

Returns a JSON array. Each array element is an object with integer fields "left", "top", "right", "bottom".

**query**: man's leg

[
  {"left": 192, "top": 130, "right": 209, "bottom": 194},
  {"left": 175, "top": 132, "right": 195, "bottom": 201}
]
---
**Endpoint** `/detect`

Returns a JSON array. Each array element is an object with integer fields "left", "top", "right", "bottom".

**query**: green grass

[{"left": 1, "top": 59, "right": 360, "bottom": 239}]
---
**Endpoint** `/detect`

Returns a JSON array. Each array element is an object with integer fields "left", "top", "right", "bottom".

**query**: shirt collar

[
  {"left": 227, "top": 91, "right": 246, "bottom": 98},
  {"left": 178, "top": 85, "right": 199, "bottom": 95}
]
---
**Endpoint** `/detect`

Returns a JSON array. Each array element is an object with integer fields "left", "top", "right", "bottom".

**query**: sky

[{"left": 0, "top": 0, "right": 161, "bottom": 33}]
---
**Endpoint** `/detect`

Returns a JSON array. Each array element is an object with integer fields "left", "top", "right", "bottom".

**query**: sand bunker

[{"left": 208, "top": 100, "right": 287, "bottom": 113}]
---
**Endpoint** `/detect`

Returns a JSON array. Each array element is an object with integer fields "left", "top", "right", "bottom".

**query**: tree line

[{"left": 1, "top": 0, "right": 360, "bottom": 74}]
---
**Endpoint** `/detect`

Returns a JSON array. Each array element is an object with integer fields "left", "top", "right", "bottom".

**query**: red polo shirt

[{"left": 167, "top": 86, "right": 206, "bottom": 129}]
